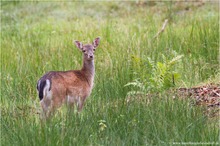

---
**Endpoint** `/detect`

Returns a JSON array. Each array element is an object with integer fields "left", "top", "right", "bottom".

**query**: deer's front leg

[
  {"left": 67, "top": 95, "right": 75, "bottom": 111},
  {"left": 76, "top": 96, "right": 86, "bottom": 112}
]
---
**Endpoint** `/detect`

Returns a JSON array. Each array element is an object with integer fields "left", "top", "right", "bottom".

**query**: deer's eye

[
  {"left": 83, "top": 50, "right": 86, "bottom": 52},
  {"left": 93, "top": 49, "right": 95, "bottom": 51}
]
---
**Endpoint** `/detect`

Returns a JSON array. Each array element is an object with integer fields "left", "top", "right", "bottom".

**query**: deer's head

[{"left": 74, "top": 37, "right": 100, "bottom": 61}]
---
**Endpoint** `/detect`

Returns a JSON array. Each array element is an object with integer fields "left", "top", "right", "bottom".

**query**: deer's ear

[
  {"left": 92, "top": 37, "right": 100, "bottom": 48},
  {"left": 74, "top": 40, "right": 83, "bottom": 50}
]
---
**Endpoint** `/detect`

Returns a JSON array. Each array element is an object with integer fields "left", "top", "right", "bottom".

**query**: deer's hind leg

[
  {"left": 40, "top": 95, "right": 53, "bottom": 119},
  {"left": 40, "top": 91, "right": 53, "bottom": 118},
  {"left": 40, "top": 88, "right": 64, "bottom": 119}
]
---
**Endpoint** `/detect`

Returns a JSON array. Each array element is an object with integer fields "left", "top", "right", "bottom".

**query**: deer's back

[{"left": 37, "top": 70, "right": 92, "bottom": 99}]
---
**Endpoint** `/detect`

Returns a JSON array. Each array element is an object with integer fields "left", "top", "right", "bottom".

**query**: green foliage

[
  {"left": 126, "top": 51, "right": 183, "bottom": 96},
  {"left": 1, "top": 97, "right": 219, "bottom": 146}
]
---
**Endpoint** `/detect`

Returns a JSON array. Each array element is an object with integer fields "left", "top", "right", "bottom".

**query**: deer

[{"left": 37, "top": 37, "right": 100, "bottom": 118}]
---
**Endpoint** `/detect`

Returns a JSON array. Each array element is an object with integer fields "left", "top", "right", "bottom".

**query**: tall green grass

[
  {"left": 2, "top": 96, "right": 218, "bottom": 146},
  {"left": 1, "top": 1, "right": 219, "bottom": 146}
]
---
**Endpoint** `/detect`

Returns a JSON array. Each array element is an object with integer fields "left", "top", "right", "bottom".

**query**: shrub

[{"left": 125, "top": 50, "right": 183, "bottom": 96}]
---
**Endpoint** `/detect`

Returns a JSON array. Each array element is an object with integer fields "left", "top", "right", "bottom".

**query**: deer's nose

[{"left": 88, "top": 54, "right": 93, "bottom": 59}]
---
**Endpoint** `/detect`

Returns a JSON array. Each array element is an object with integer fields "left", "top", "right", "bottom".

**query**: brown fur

[{"left": 37, "top": 37, "right": 100, "bottom": 118}]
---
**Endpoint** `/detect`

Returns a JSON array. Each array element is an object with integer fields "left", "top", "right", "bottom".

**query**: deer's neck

[{"left": 81, "top": 58, "right": 95, "bottom": 87}]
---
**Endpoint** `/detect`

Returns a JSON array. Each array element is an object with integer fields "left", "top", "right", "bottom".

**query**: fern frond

[{"left": 168, "top": 55, "right": 184, "bottom": 66}]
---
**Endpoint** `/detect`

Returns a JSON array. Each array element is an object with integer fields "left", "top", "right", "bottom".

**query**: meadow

[{"left": 1, "top": 1, "right": 219, "bottom": 146}]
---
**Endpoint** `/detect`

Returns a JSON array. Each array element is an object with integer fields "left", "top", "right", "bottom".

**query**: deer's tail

[{"left": 37, "top": 79, "right": 51, "bottom": 101}]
